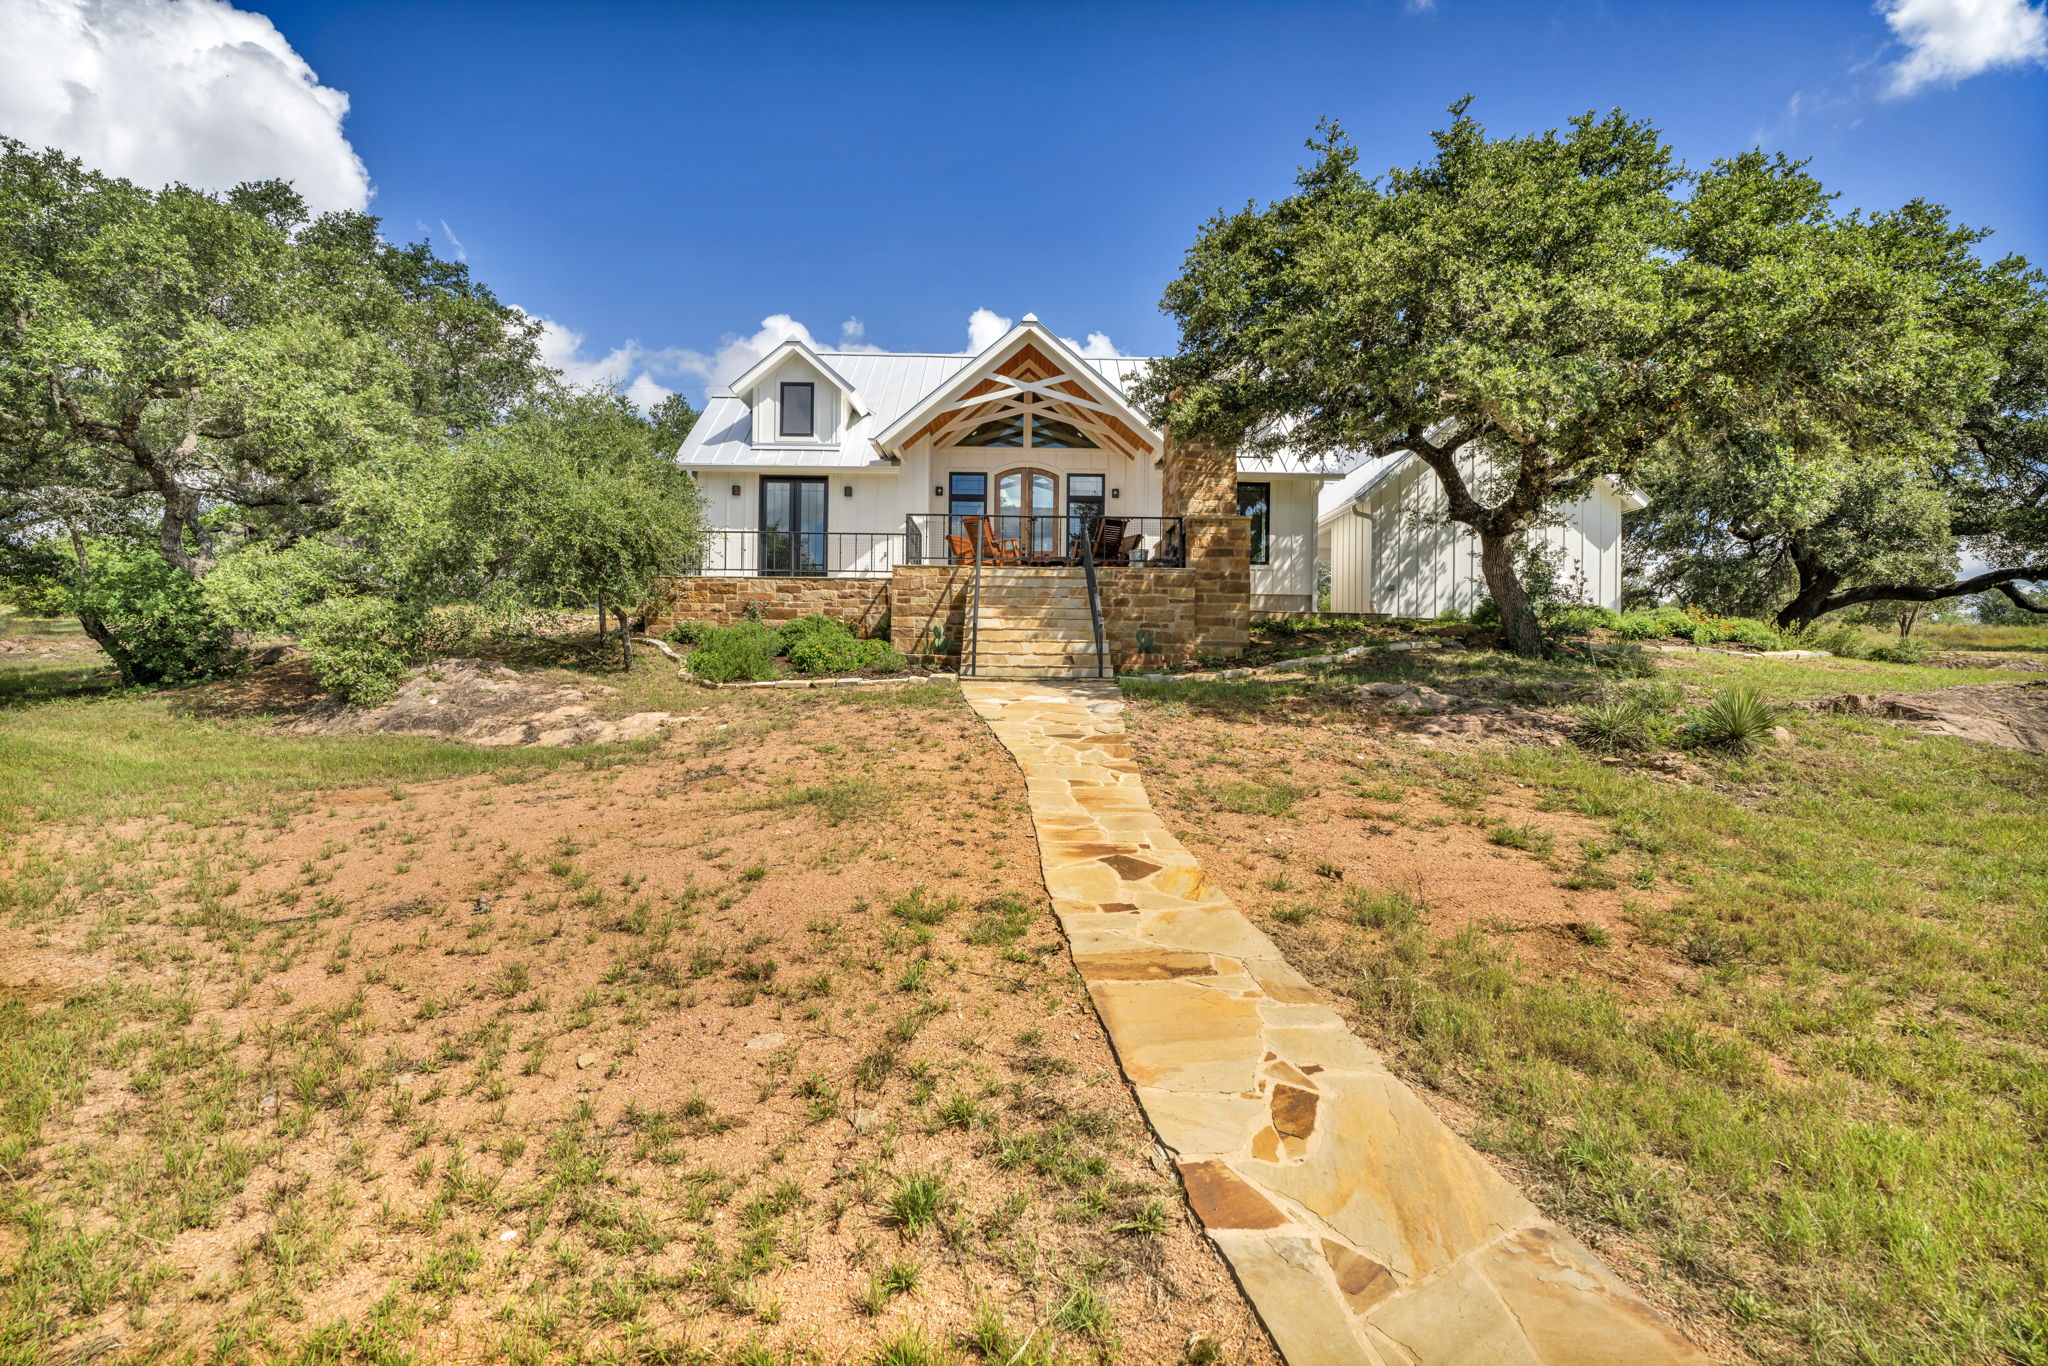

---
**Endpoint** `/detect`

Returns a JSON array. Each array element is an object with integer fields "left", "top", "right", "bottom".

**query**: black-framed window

[
  {"left": 760, "top": 475, "right": 827, "bottom": 575},
  {"left": 1237, "top": 482, "right": 1271, "bottom": 565},
  {"left": 948, "top": 472, "right": 986, "bottom": 535},
  {"left": 778, "top": 382, "right": 815, "bottom": 438}
]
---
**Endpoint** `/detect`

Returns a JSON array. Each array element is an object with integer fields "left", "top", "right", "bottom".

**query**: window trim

[
  {"left": 778, "top": 382, "right": 816, "bottom": 439},
  {"left": 1237, "top": 481, "right": 1272, "bottom": 566}
]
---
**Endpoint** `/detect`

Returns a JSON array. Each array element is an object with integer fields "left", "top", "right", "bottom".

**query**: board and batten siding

[
  {"left": 1324, "top": 506, "right": 1373, "bottom": 613},
  {"left": 1345, "top": 457, "right": 1628, "bottom": 616},
  {"left": 1251, "top": 476, "right": 1321, "bottom": 610}
]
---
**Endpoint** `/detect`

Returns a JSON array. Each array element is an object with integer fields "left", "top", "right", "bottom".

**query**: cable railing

[{"left": 903, "top": 514, "right": 1186, "bottom": 568}]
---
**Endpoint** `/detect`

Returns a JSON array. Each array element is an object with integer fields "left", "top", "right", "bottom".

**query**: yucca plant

[{"left": 1682, "top": 685, "right": 1776, "bottom": 752}]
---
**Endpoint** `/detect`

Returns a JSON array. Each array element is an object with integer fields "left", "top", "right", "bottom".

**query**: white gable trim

[
  {"left": 873, "top": 321, "right": 1159, "bottom": 455},
  {"left": 724, "top": 339, "right": 871, "bottom": 418}
]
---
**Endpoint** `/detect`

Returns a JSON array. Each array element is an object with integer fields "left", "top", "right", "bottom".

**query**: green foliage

[
  {"left": 299, "top": 598, "right": 431, "bottom": 706},
  {"left": 1614, "top": 606, "right": 1785, "bottom": 650},
  {"left": 70, "top": 541, "right": 237, "bottom": 686},
  {"left": 1572, "top": 681, "right": 1683, "bottom": 755},
  {"left": 779, "top": 615, "right": 905, "bottom": 675},
  {"left": 0, "top": 138, "right": 544, "bottom": 584},
  {"left": 1544, "top": 605, "right": 1623, "bottom": 637},
  {"left": 683, "top": 622, "right": 782, "bottom": 684},
  {"left": 1140, "top": 101, "right": 2031, "bottom": 653},
  {"left": 1681, "top": 685, "right": 1777, "bottom": 752}
]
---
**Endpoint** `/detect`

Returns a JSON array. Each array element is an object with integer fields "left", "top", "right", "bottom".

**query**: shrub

[
  {"left": 665, "top": 620, "right": 714, "bottom": 646},
  {"left": 1796, "top": 620, "right": 1868, "bottom": 658},
  {"left": 1681, "top": 685, "right": 1776, "bottom": 753},
  {"left": 779, "top": 614, "right": 905, "bottom": 675},
  {"left": 1865, "top": 637, "right": 1932, "bottom": 664},
  {"left": 684, "top": 621, "right": 781, "bottom": 683},
  {"left": 1544, "top": 604, "right": 1622, "bottom": 636},
  {"left": 1712, "top": 616, "right": 1786, "bottom": 650},
  {"left": 1616, "top": 605, "right": 1784, "bottom": 650},
  {"left": 1572, "top": 681, "right": 1682, "bottom": 755},
  {"left": 301, "top": 597, "right": 431, "bottom": 706},
  {"left": 70, "top": 542, "right": 239, "bottom": 686},
  {"left": 1614, "top": 605, "right": 1699, "bottom": 641}
]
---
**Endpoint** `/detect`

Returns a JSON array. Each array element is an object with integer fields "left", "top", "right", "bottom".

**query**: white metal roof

[{"left": 676, "top": 344, "right": 1349, "bottom": 477}]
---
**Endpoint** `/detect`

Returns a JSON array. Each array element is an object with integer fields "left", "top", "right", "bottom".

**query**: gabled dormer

[{"left": 726, "top": 339, "right": 869, "bottom": 448}]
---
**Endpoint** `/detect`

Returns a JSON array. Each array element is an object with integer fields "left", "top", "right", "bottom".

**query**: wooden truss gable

[{"left": 893, "top": 342, "right": 1157, "bottom": 459}]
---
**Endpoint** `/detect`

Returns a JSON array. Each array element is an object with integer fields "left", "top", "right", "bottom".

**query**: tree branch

[
  {"left": 1995, "top": 580, "right": 2048, "bottom": 615},
  {"left": 1811, "top": 565, "right": 2048, "bottom": 617}
]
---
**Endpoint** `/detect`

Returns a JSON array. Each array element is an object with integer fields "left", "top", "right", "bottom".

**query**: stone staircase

[{"left": 967, "top": 568, "right": 1107, "bottom": 679}]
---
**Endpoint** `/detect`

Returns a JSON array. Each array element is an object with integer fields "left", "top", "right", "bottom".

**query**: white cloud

[
  {"left": 622, "top": 374, "right": 673, "bottom": 411},
  {"left": 1878, "top": 0, "right": 2048, "bottom": 95},
  {"left": 0, "top": 0, "right": 372, "bottom": 213},
  {"left": 963, "top": 308, "right": 1131, "bottom": 359},
  {"left": 537, "top": 309, "right": 1134, "bottom": 412},
  {"left": 966, "top": 308, "right": 1013, "bottom": 352}
]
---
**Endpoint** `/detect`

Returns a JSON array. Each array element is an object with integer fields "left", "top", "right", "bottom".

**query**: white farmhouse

[
  {"left": 662, "top": 313, "right": 1640, "bottom": 675},
  {"left": 1317, "top": 455, "right": 1648, "bottom": 617},
  {"left": 676, "top": 314, "right": 1330, "bottom": 613}
]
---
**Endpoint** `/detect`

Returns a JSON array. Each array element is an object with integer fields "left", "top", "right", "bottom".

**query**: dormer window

[{"left": 779, "top": 382, "right": 815, "bottom": 438}]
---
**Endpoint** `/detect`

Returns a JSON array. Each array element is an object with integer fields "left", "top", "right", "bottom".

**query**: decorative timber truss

[{"left": 876, "top": 323, "right": 1161, "bottom": 461}]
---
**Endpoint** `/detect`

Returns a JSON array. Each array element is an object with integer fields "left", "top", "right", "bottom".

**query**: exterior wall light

[
  {"left": 729, "top": 484, "right": 742, "bottom": 497},
  {"left": 1110, "top": 487, "right": 1121, "bottom": 500},
  {"left": 842, "top": 484, "right": 853, "bottom": 498},
  {"left": 934, "top": 485, "right": 944, "bottom": 497}
]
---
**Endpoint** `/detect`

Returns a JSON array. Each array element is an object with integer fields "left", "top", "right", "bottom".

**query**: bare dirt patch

[
  {"left": 7, "top": 690, "right": 1273, "bottom": 1365},
  {"left": 1805, "top": 680, "right": 2048, "bottom": 754},
  {"left": 262, "top": 656, "right": 686, "bottom": 747},
  {"left": 1122, "top": 699, "right": 1686, "bottom": 1006}
]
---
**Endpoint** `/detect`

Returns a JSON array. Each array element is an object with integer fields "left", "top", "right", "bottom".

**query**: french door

[
  {"left": 996, "top": 468, "right": 1058, "bottom": 555},
  {"left": 760, "top": 476, "right": 827, "bottom": 576}
]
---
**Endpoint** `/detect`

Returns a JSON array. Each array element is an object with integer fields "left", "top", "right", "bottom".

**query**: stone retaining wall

[
  {"left": 643, "top": 576, "right": 888, "bottom": 635},
  {"left": 649, "top": 513, "right": 1250, "bottom": 670}
]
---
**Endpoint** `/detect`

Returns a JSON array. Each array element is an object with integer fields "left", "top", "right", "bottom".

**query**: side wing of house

[{"left": 1318, "top": 455, "right": 1641, "bottom": 616}]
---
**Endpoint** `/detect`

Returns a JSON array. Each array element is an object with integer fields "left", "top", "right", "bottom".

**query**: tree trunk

[
  {"left": 1774, "top": 544, "right": 1841, "bottom": 631},
  {"left": 66, "top": 527, "right": 138, "bottom": 686},
  {"left": 1478, "top": 531, "right": 1543, "bottom": 656},
  {"left": 615, "top": 606, "right": 632, "bottom": 668},
  {"left": 596, "top": 590, "right": 608, "bottom": 649}
]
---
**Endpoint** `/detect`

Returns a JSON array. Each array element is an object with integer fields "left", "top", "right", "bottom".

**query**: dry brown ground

[{"left": 7, "top": 686, "right": 1276, "bottom": 1366}]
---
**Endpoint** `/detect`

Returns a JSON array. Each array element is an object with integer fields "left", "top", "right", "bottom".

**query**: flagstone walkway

[{"left": 963, "top": 679, "right": 1715, "bottom": 1366}]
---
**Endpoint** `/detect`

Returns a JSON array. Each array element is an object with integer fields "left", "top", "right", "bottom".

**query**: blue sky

[{"left": 5, "top": 0, "right": 2045, "bottom": 406}]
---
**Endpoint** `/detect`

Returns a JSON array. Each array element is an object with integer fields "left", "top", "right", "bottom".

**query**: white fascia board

[
  {"left": 873, "top": 321, "right": 1160, "bottom": 452},
  {"left": 724, "top": 340, "right": 871, "bottom": 418}
]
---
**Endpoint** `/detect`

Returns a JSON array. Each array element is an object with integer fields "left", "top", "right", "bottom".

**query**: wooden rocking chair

[{"left": 959, "top": 516, "right": 1022, "bottom": 565}]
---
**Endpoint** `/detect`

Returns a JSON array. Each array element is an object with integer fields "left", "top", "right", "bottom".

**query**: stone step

[
  {"left": 964, "top": 667, "right": 1109, "bottom": 680},
  {"left": 979, "top": 621, "right": 1099, "bottom": 633}
]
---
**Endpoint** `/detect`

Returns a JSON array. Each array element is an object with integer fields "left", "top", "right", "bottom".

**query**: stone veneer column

[{"left": 1162, "top": 430, "right": 1241, "bottom": 519}]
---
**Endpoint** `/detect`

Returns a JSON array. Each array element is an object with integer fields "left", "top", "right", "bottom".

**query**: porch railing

[
  {"left": 680, "top": 529, "right": 904, "bottom": 578},
  {"left": 903, "top": 514, "right": 1186, "bottom": 568}
]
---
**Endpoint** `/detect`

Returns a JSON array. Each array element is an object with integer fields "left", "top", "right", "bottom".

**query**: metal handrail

[
  {"left": 1076, "top": 525, "right": 1109, "bottom": 679},
  {"left": 968, "top": 517, "right": 983, "bottom": 679}
]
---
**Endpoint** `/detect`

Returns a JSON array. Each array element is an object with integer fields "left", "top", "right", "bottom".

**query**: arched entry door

[{"left": 996, "top": 467, "right": 1057, "bottom": 555}]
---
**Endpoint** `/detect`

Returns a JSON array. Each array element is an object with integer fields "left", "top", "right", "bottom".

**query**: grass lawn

[{"left": 1123, "top": 646, "right": 2048, "bottom": 1366}]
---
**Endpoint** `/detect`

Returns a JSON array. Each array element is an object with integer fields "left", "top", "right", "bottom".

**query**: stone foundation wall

[
  {"left": 643, "top": 576, "right": 889, "bottom": 635},
  {"left": 887, "top": 565, "right": 974, "bottom": 663},
  {"left": 650, "top": 514, "right": 1249, "bottom": 671}
]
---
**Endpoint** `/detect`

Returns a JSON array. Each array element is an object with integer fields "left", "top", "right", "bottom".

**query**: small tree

[{"left": 1139, "top": 102, "right": 2002, "bottom": 653}]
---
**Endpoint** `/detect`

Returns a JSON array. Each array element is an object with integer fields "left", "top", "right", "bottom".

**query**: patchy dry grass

[{"left": 1125, "top": 655, "right": 2048, "bottom": 1366}]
